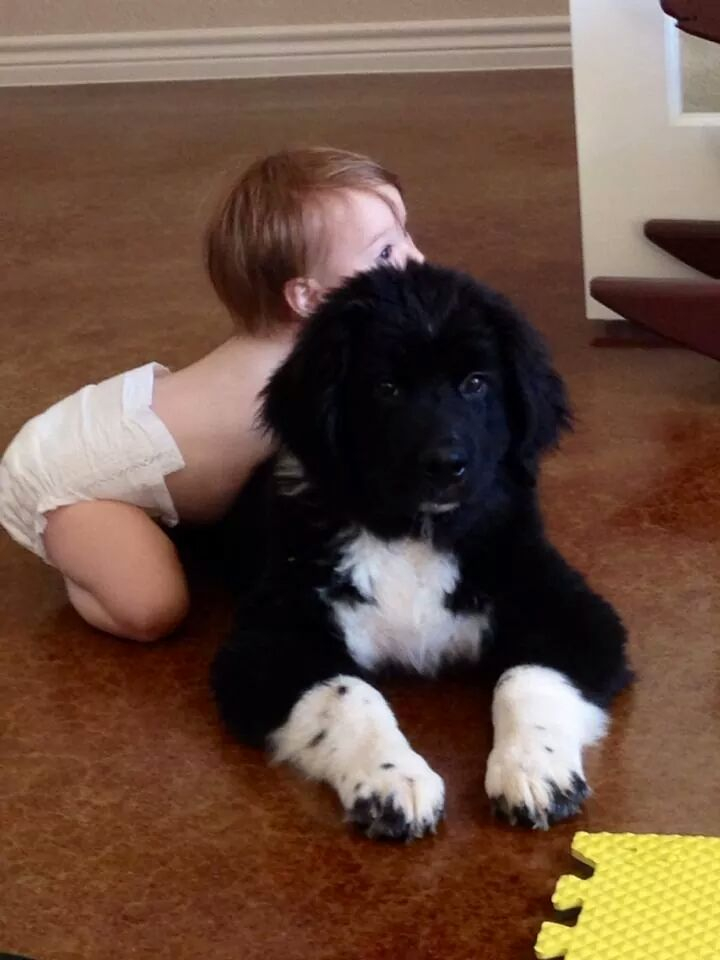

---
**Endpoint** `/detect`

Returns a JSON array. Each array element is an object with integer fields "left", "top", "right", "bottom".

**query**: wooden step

[
  {"left": 661, "top": 1, "right": 720, "bottom": 45},
  {"left": 645, "top": 220, "right": 720, "bottom": 279},
  {"left": 590, "top": 276, "right": 720, "bottom": 360}
]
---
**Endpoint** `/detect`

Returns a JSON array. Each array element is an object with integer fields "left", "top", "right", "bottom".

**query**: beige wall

[{"left": 4, "top": 0, "right": 568, "bottom": 36}]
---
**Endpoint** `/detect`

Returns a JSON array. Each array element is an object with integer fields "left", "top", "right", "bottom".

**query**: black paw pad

[
  {"left": 491, "top": 773, "right": 589, "bottom": 830},
  {"left": 546, "top": 773, "right": 589, "bottom": 825},
  {"left": 349, "top": 793, "right": 412, "bottom": 841}
]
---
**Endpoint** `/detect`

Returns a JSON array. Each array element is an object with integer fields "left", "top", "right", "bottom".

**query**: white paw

[
  {"left": 339, "top": 747, "right": 445, "bottom": 841},
  {"left": 485, "top": 736, "right": 588, "bottom": 830},
  {"left": 486, "top": 666, "right": 607, "bottom": 829},
  {"left": 271, "top": 676, "right": 445, "bottom": 841}
]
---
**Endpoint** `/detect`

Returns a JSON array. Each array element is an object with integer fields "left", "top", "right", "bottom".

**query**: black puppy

[{"left": 213, "top": 262, "right": 630, "bottom": 840}]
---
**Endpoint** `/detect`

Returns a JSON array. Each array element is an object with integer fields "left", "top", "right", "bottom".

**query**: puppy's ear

[
  {"left": 493, "top": 296, "right": 572, "bottom": 480},
  {"left": 261, "top": 310, "right": 352, "bottom": 483}
]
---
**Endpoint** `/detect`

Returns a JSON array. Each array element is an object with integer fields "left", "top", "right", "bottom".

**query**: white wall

[{"left": 4, "top": 0, "right": 568, "bottom": 35}]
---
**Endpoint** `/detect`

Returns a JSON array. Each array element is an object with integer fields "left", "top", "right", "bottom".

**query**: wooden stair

[
  {"left": 591, "top": 276, "right": 720, "bottom": 361},
  {"left": 660, "top": 0, "right": 720, "bottom": 45},
  {"left": 645, "top": 220, "right": 720, "bottom": 279}
]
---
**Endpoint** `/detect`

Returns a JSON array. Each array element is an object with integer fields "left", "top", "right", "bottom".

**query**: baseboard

[{"left": 0, "top": 16, "right": 571, "bottom": 87}]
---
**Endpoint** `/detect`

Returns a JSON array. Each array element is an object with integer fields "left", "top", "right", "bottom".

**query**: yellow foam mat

[{"left": 535, "top": 831, "right": 720, "bottom": 959}]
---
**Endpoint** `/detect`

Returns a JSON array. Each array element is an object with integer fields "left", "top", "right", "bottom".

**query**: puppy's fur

[{"left": 213, "top": 262, "right": 630, "bottom": 840}]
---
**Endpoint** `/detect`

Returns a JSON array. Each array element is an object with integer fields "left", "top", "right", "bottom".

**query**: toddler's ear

[{"left": 283, "top": 276, "right": 324, "bottom": 318}]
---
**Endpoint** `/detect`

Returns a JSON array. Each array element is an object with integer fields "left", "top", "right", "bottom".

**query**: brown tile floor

[{"left": 2, "top": 70, "right": 720, "bottom": 960}]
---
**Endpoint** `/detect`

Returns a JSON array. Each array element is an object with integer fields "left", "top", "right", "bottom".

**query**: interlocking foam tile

[{"left": 534, "top": 831, "right": 720, "bottom": 959}]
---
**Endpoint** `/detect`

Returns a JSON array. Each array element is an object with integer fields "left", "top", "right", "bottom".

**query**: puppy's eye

[
  {"left": 376, "top": 381, "right": 400, "bottom": 400},
  {"left": 460, "top": 372, "right": 487, "bottom": 397},
  {"left": 377, "top": 245, "right": 393, "bottom": 263}
]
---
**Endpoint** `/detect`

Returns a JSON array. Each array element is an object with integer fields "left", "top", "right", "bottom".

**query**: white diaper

[{"left": 0, "top": 362, "right": 186, "bottom": 564}]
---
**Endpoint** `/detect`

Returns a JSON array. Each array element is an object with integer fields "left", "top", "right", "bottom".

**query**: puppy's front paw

[
  {"left": 340, "top": 750, "right": 445, "bottom": 841},
  {"left": 485, "top": 738, "right": 589, "bottom": 830}
]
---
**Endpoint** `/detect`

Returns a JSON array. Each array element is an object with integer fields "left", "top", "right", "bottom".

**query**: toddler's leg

[{"left": 43, "top": 500, "right": 189, "bottom": 642}]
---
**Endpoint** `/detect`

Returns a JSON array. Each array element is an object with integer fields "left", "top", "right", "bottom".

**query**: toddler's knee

[{"left": 116, "top": 585, "right": 190, "bottom": 643}]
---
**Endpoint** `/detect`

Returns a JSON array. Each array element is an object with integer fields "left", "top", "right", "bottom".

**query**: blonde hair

[{"left": 204, "top": 147, "right": 402, "bottom": 335}]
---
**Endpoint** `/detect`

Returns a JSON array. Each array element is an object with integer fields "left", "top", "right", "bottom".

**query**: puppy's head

[{"left": 263, "top": 261, "right": 570, "bottom": 527}]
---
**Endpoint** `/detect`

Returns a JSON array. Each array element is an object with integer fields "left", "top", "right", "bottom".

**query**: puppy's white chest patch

[{"left": 330, "top": 530, "right": 488, "bottom": 674}]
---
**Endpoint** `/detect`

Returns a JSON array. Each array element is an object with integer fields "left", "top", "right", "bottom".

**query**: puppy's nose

[{"left": 424, "top": 445, "right": 468, "bottom": 484}]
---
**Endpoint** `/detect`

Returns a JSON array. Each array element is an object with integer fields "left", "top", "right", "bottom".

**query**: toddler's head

[{"left": 205, "top": 147, "right": 422, "bottom": 336}]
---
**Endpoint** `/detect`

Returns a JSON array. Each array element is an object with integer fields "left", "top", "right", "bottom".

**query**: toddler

[{"left": 0, "top": 147, "right": 422, "bottom": 641}]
